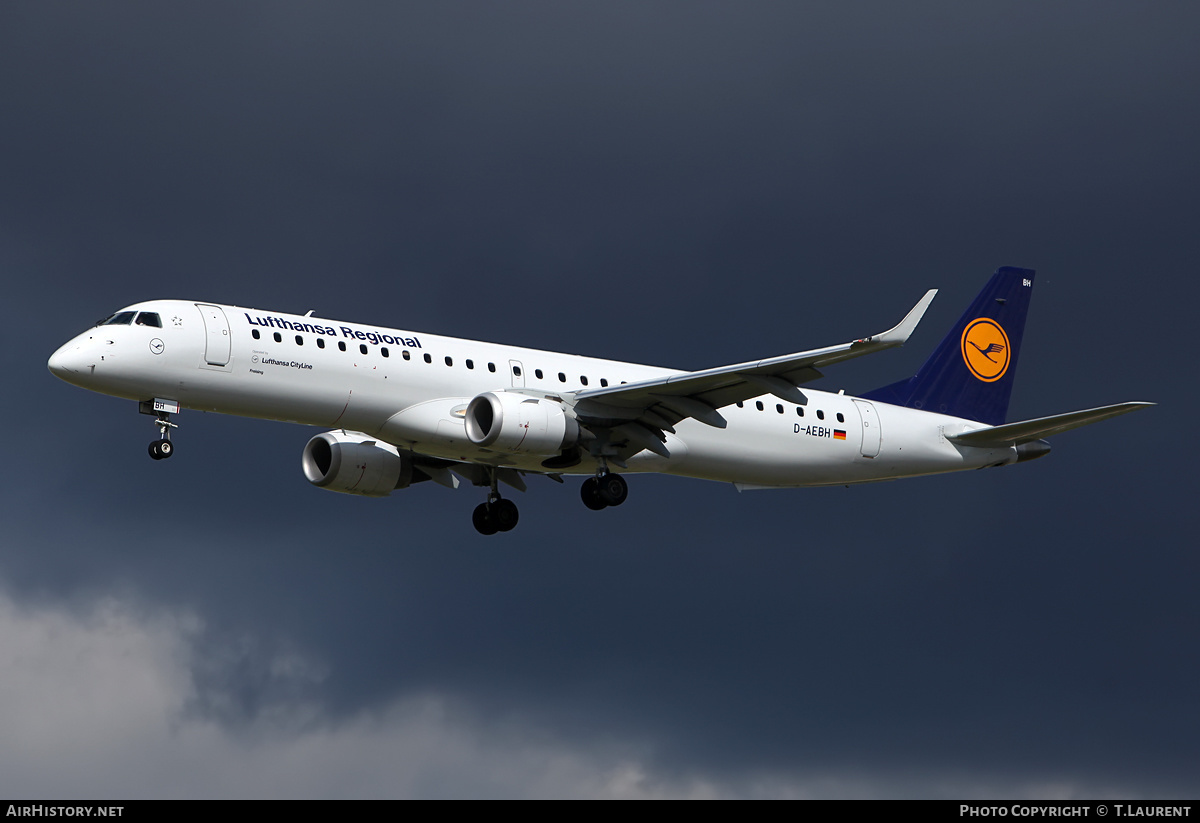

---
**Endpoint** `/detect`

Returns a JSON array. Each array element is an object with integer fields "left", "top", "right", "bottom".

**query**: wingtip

[{"left": 875, "top": 288, "right": 938, "bottom": 345}]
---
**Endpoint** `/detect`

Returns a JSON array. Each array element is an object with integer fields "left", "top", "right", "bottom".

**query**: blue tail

[{"left": 861, "top": 267, "right": 1035, "bottom": 425}]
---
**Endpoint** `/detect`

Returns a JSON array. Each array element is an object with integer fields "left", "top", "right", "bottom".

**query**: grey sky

[{"left": 1, "top": 2, "right": 1195, "bottom": 797}]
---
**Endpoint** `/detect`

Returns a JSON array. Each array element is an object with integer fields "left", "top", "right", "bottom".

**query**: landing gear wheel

[
  {"left": 492, "top": 498, "right": 519, "bottom": 532},
  {"left": 597, "top": 473, "right": 627, "bottom": 506},
  {"left": 472, "top": 502, "right": 499, "bottom": 535},
  {"left": 148, "top": 439, "right": 174, "bottom": 460},
  {"left": 473, "top": 466, "right": 520, "bottom": 535},
  {"left": 581, "top": 476, "right": 608, "bottom": 510},
  {"left": 145, "top": 409, "right": 179, "bottom": 461}
]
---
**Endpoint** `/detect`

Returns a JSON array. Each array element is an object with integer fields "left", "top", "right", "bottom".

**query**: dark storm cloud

[{"left": 2, "top": 2, "right": 1197, "bottom": 796}]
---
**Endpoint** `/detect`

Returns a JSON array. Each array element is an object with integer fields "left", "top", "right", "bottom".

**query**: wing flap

[
  {"left": 414, "top": 463, "right": 461, "bottom": 489},
  {"left": 947, "top": 402, "right": 1154, "bottom": 447}
]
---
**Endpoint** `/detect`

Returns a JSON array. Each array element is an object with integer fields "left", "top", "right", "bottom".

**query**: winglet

[{"left": 866, "top": 289, "right": 937, "bottom": 346}]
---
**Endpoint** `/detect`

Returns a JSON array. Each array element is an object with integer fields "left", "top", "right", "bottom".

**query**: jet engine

[
  {"left": 465, "top": 392, "right": 580, "bottom": 455},
  {"left": 301, "top": 430, "right": 413, "bottom": 496}
]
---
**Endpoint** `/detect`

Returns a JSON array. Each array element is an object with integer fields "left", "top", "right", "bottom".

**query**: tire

[
  {"left": 581, "top": 476, "right": 608, "bottom": 510},
  {"left": 472, "top": 502, "right": 499, "bottom": 535},
  {"left": 493, "top": 499, "right": 519, "bottom": 532},
  {"left": 597, "top": 473, "right": 628, "bottom": 506}
]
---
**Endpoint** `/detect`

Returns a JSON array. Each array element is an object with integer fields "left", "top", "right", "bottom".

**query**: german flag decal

[{"left": 833, "top": 429, "right": 847, "bottom": 440}]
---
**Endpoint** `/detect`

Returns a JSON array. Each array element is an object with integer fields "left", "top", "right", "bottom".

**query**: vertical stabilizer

[{"left": 862, "top": 267, "right": 1035, "bottom": 425}]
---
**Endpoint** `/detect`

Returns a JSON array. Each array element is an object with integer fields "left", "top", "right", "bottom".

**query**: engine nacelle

[
  {"left": 301, "top": 430, "right": 413, "bottom": 496},
  {"left": 465, "top": 392, "right": 579, "bottom": 455}
]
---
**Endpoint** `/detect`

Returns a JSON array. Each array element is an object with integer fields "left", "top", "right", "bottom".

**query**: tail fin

[{"left": 861, "top": 267, "right": 1035, "bottom": 425}]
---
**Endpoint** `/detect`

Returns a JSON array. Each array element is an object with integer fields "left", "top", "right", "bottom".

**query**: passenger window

[
  {"left": 381, "top": 347, "right": 389, "bottom": 357},
  {"left": 403, "top": 350, "right": 411, "bottom": 360},
  {"left": 338, "top": 341, "right": 347, "bottom": 352},
  {"left": 273, "top": 332, "right": 282, "bottom": 343},
  {"left": 836, "top": 412, "right": 844, "bottom": 423},
  {"left": 488, "top": 362, "right": 496, "bottom": 373},
  {"left": 817, "top": 410, "right": 825, "bottom": 420},
  {"left": 445, "top": 356, "right": 453, "bottom": 367},
  {"left": 737, "top": 401, "right": 744, "bottom": 408},
  {"left": 317, "top": 338, "right": 325, "bottom": 349},
  {"left": 252, "top": 329, "right": 260, "bottom": 340},
  {"left": 755, "top": 401, "right": 764, "bottom": 411},
  {"left": 135, "top": 312, "right": 162, "bottom": 327},
  {"left": 359, "top": 344, "right": 368, "bottom": 355},
  {"left": 535, "top": 369, "right": 543, "bottom": 379},
  {"left": 796, "top": 407, "right": 804, "bottom": 417},
  {"left": 295, "top": 335, "right": 303, "bottom": 345},
  {"left": 581, "top": 376, "right": 588, "bottom": 386},
  {"left": 513, "top": 365, "right": 522, "bottom": 376},
  {"left": 424, "top": 353, "right": 432, "bottom": 363},
  {"left": 776, "top": 404, "right": 784, "bottom": 414},
  {"left": 600, "top": 379, "right": 608, "bottom": 387},
  {"left": 466, "top": 359, "right": 474, "bottom": 370}
]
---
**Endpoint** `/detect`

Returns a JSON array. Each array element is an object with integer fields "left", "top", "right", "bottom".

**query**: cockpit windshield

[
  {"left": 98, "top": 311, "right": 137, "bottom": 326},
  {"left": 135, "top": 312, "right": 162, "bottom": 327}
]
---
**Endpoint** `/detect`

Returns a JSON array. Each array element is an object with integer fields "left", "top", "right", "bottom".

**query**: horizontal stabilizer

[{"left": 947, "top": 402, "right": 1154, "bottom": 447}]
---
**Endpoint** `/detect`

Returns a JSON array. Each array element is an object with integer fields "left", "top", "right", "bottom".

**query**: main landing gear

[
  {"left": 472, "top": 467, "right": 519, "bottom": 535},
  {"left": 580, "top": 471, "right": 628, "bottom": 510},
  {"left": 148, "top": 412, "right": 178, "bottom": 460},
  {"left": 472, "top": 496, "right": 519, "bottom": 535}
]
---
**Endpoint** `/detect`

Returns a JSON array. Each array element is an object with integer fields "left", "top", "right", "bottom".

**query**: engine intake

[
  {"left": 302, "top": 431, "right": 413, "bottom": 496},
  {"left": 465, "top": 392, "right": 579, "bottom": 455}
]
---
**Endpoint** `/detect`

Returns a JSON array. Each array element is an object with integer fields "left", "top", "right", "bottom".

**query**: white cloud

[
  {"left": 0, "top": 589, "right": 1131, "bottom": 799},
  {"left": 0, "top": 589, "right": 723, "bottom": 798}
]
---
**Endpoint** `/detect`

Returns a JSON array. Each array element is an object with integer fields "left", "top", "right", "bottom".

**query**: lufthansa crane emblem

[{"left": 960, "top": 318, "right": 1010, "bottom": 382}]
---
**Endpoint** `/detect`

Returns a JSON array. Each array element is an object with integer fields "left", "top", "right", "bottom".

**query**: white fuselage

[{"left": 48, "top": 300, "right": 1015, "bottom": 486}]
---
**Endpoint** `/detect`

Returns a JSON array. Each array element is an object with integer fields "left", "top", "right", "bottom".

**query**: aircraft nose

[
  {"left": 48, "top": 341, "right": 91, "bottom": 382},
  {"left": 48, "top": 345, "right": 72, "bottom": 376}
]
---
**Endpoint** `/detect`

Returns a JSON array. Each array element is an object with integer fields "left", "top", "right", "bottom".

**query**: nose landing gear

[
  {"left": 139, "top": 399, "right": 180, "bottom": 461},
  {"left": 148, "top": 413, "right": 178, "bottom": 460}
]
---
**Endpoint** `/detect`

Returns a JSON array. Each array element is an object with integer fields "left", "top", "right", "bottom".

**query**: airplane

[{"left": 47, "top": 267, "right": 1151, "bottom": 534}]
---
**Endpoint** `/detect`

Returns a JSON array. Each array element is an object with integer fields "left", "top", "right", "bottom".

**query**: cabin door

[
  {"left": 195, "top": 304, "right": 231, "bottom": 367},
  {"left": 853, "top": 399, "right": 881, "bottom": 458}
]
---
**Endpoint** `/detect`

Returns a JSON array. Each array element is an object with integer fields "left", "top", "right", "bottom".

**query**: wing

[
  {"left": 570, "top": 290, "right": 937, "bottom": 443},
  {"left": 946, "top": 402, "right": 1154, "bottom": 447}
]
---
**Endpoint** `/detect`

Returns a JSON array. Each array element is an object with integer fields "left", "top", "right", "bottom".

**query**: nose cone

[{"left": 48, "top": 340, "right": 92, "bottom": 385}]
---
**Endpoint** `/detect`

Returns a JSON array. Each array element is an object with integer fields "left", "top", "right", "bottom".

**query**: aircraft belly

[
  {"left": 667, "top": 421, "right": 859, "bottom": 486},
  {"left": 665, "top": 405, "right": 1010, "bottom": 487},
  {"left": 174, "top": 375, "right": 349, "bottom": 424}
]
